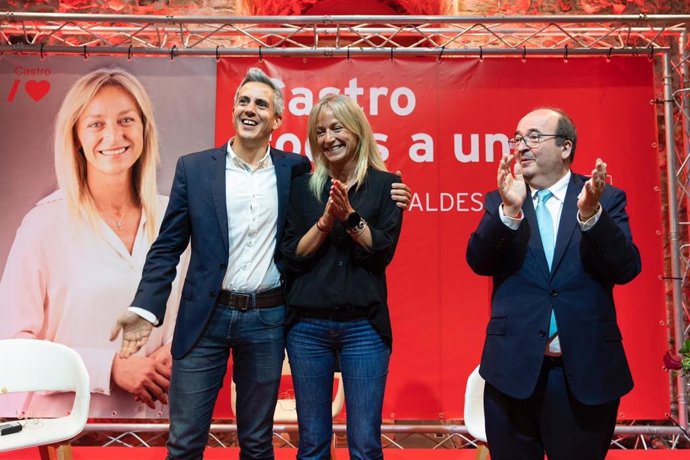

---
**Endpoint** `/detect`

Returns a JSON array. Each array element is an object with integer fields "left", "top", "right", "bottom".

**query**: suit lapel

[
  {"left": 551, "top": 174, "right": 581, "bottom": 273},
  {"left": 271, "top": 148, "right": 291, "bottom": 241},
  {"left": 209, "top": 148, "right": 229, "bottom": 256}
]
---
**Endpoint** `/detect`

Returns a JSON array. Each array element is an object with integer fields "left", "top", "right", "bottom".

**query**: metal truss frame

[
  {"left": 75, "top": 420, "right": 689, "bottom": 450},
  {"left": 0, "top": 13, "right": 688, "bottom": 57},
  {"left": 1, "top": 12, "right": 689, "bottom": 451}
]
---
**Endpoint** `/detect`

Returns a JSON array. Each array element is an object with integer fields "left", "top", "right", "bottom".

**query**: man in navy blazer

[
  {"left": 110, "top": 68, "right": 310, "bottom": 459},
  {"left": 466, "top": 108, "right": 641, "bottom": 460}
]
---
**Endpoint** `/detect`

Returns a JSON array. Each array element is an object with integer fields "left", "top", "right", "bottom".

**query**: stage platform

[{"left": 0, "top": 448, "right": 687, "bottom": 459}]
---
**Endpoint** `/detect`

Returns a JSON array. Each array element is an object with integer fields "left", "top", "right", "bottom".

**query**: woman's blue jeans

[
  {"left": 166, "top": 304, "right": 286, "bottom": 460},
  {"left": 286, "top": 317, "right": 390, "bottom": 460}
]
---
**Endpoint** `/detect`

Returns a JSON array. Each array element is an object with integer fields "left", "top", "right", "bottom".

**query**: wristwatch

[{"left": 346, "top": 211, "right": 366, "bottom": 233}]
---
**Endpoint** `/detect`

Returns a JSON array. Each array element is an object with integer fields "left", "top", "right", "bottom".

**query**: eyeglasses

[{"left": 508, "top": 132, "right": 566, "bottom": 150}]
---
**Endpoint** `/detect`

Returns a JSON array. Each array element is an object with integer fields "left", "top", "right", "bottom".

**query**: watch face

[{"left": 347, "top": 212, "right": 361, "bottom": 229}]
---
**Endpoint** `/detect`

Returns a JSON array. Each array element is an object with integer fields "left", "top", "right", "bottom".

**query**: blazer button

[
  {"left": 209, "top": 290, "right": 217, "bottom": 298},
  {"left": 220, "top": 263, "right": 227, "bottom": 270},
  {"left": 550, "top": 289, "right": 558, "bottom": 297},
  {"left": 538, "top": 329, "right": 547, "bottom": 337}
]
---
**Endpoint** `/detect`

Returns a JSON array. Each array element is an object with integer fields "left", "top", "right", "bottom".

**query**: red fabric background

[{"left": 214, "top": 56, "right": 667, "bottom": 420}]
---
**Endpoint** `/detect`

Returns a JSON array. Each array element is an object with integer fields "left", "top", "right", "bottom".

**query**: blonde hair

[
  {"left": 54, "top": 68, "right": 160, "bottom": 242},
  {"left": 307, "top": 95, "right": 387, "bottom": 200}
]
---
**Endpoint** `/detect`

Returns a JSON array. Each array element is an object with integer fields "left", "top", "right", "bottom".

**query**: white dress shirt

[
  {"left": 222, "top": 140, "right": 281, "bottom": 293},
  {"left": 499, "top": 171, "right": 602, "bottom": 231},
  {"left": 130, "top": 141, "right": 281, "bottom": 327}
]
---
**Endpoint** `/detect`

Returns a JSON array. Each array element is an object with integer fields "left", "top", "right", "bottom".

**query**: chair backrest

[
  {"left": 230, "top": 353, "right": 345, "bottom": 422},
  {"left": 0, "top": 339, "right": 90, "bottom": 452},
  {"left": 464, "top": 365, "right": 487, "bottom": 442}
]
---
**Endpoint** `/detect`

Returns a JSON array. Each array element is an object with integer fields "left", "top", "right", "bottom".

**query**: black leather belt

[
  {"left": 296, "top": 306, "right": 369, "bottom": 322},
  {"left": 543, "top": 355, "right": 563, "bottom": 368},
  {"left": 217, "top": 287, "right": 284, "bottom": 311}
]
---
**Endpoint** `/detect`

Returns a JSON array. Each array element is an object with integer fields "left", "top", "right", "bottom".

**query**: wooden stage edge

[{"left": 1, "top": 447, "right": 688, "bottom": 459}]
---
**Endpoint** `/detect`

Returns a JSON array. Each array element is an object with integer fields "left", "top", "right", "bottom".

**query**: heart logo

[{"left": 25, "top": 80, "right": 51, "bottom": 102}]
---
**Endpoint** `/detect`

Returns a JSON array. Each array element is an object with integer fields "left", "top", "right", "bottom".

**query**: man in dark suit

[
  {"left": 466, "top": 108, "right": 641, "bottom": 460},
  {"left": 110, "top": 68, "right": 410, "bottom": 459},
  {"left": 109, "top": 67, "right": 309, "bottom": 460}
]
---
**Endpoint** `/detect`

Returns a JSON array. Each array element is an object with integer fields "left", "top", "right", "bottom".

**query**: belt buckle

[{"left": 233, "top": 293, "right": 253, "bottom": 311}]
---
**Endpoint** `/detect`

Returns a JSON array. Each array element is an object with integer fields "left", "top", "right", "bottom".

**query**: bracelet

[{"left": 316, "top": 219, "right": 332, "bottom": 232}]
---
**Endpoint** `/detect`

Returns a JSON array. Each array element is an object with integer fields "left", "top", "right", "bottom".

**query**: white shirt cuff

[
  {"left": 499, "top": 204, "right": 522, "bottom": 230},
  {"left": 128, "top": 306, "right": 159, "bottom": 326},
  {"left": 577, "top": 204, "right": 602, "bottom": 231}
]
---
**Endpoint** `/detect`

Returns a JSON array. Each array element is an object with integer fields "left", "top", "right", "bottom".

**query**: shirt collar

[
  {"left": 226, "top": 138, "right": 273, "bottom": 171},
  {"left": 531, "top": 170, "right": 571, "bottom": 203}
]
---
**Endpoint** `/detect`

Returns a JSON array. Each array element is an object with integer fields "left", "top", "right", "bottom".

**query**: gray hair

[{"left": 234, "top": 67, "right": 284, "bottom": 116}]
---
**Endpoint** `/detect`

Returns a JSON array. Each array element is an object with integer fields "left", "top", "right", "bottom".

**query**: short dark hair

[{"left": 548, "top": 108, "right": 577, "bottom": 163}]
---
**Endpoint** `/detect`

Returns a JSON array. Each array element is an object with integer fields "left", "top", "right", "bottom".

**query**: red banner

[{"left": 216, "top": 56, "right": 666, "bottom": 420}]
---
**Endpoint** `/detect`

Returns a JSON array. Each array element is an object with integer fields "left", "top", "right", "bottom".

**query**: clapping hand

[
  {"left": 497, "top": 152, "right": 526, "bottom": 217},
  {"left": 577, "top": 158, "right": 606, "bottom": 220},
  {"left": 329, "top": 180, "right": 354, "bottom": 221}
]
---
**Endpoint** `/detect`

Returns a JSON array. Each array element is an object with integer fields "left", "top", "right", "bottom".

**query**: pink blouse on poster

[{"left": 0, "top": 191, "right": 185, "bottom": 418}]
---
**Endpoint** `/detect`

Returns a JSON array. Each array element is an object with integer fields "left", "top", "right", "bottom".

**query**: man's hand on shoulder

[{"left": 392, "top": 170, "right": 412, "bottom": 210}]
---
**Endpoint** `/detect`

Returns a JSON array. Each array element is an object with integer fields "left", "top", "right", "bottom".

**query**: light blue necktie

[{"left": 535, "top": 189, "right": 558, "bottom": 340}]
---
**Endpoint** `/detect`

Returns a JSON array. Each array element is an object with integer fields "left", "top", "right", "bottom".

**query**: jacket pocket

[
  {"left": 486, "top": 317, "right": 507, "bottom": 335},
  {"left": 181, "top": 282, "right": 194, "bottom": 301}
]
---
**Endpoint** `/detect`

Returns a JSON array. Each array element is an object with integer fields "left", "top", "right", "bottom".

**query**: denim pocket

[{"left": 257, "top": 305, "right": 286, "bottom": 327}]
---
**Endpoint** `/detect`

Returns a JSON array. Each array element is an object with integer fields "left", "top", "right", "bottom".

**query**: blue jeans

[
  {"left": 166, "top": 304, "right": 286, "bottom": 460},
  {"left": 286, "top": 318, "right": 390, "bottom": 460}
]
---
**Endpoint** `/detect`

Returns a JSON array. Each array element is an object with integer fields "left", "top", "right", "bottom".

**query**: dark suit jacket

[
  {"left": 466, "top": 173, "right": 641, "bottom": 405},
  {"left": 132, "top": 146, "right": 311, "bottom": 359}
]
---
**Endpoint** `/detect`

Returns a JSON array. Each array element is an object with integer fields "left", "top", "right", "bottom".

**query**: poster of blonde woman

[{"left": 0, "top": 57, "right": 215, "bottom": 418}]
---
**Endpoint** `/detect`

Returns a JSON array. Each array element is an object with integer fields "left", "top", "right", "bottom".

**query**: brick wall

[
  {"left": 2, "top": 0, "right": 688, "bottom": 16},
  {"left": 1, "top": 0, "right": 233, "bottom": 15}
]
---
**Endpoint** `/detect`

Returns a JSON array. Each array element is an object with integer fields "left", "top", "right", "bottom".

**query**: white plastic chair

[
  {"left": 464, "top": 365, "right": 487, "bottom": 442},
  {"left": 0, "top": 339, "right": 90, "bottom": 452}
]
